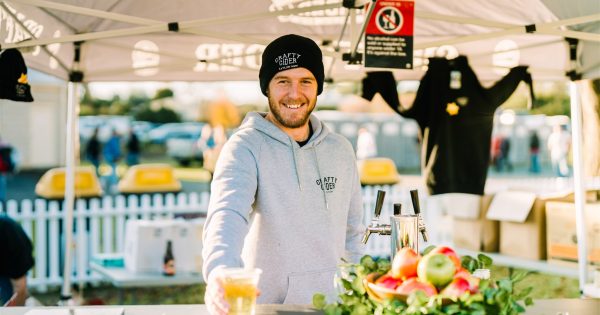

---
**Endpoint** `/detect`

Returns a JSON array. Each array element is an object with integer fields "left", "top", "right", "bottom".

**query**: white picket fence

[
  {"left": 1, "top": 192, "right": 210, "bottom": 292},
  {"left": 2, "top": 186, "right": 419, "bottom": 292}
]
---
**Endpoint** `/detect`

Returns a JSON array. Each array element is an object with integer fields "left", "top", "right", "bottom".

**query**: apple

[
  {"left": 391, "top": 247, "right": 420, "bottom": 279},
  {"left": 374, "top": 273, "right": 403, "bottom": 290},
  {"left": 440, "top": 277, "right": 471, "bottom": 298},
  {"left": 454, "top": 268, "right": 480, "bottom": 292},
  {"left": 417, "top": 253, "right": 456, "bottom": 288},
  {"left": 429, "top": 246, "right": 462, "bottom": 269},
  {"left": 396, "top": 278, "right": 437, "bottom": 297}
]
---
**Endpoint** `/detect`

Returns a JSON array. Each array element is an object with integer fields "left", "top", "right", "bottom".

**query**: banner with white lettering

[{"left": 365, "top": 0, "right": 414, "bottom": 69}]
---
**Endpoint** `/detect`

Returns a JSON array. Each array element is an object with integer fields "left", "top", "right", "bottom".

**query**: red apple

[
  {"left": 374, "top": 273, "right": 403, "bottom": 290},
  {"left": 391, "top": 247, "right": 420, "bottom": 279},
  {"left": 454, "top": 268, "right": 480, "bottom": 292},
  {"left": 429, "top": 246, "right": 462, "bottom": 269},
  {"left": 396, "top": 278, "right": 437, "bottom": 297},
  {"left": 440, "top": 277, "right": 471, "bottom": 298},
  {"left": 417, "top": 253, "right": 456, "bottom": 288}
]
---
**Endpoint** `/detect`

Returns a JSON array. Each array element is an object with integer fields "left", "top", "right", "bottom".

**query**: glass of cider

[{"left": 222, "top": 268, "right": 262, "bottom": 315}]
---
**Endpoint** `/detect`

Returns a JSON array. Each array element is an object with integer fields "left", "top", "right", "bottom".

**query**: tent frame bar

[
  {"left": 3, "top": 1, "right": 340, "bottom": 49},
  {"left": 0, "top": 1, "right": 69, "bottom": 72}
]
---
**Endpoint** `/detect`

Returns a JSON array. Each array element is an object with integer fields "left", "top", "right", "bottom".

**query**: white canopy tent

[{"left": 1, "top": 0, "right": 599, "bottom": 300}]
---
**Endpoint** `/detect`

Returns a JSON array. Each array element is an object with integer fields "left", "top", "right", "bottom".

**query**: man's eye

[
  {"left": 302, "top": 80, "right": 314, "bottom": 85},
  {"left": 277, "top": 80, "right": 289, "bottom": 84}
]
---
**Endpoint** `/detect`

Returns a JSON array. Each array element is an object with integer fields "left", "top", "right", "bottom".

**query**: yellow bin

[
  {"left": 357, "top": 158, "right": 400, "bottom": 185},
  {"left": 118, "top": 163, "right": 182, "bottom": 194},
  {"left": 35, "top": 166, "right": 103, "bottom": 199}
]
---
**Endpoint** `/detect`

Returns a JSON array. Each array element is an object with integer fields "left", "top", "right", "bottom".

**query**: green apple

[{"left": 417, "top": 253, "right": 456, "bottom": 288}]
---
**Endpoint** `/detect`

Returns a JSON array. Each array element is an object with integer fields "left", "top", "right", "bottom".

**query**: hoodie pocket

[{"left": 283, "top": 268, "right": 336, "bottom": 304}]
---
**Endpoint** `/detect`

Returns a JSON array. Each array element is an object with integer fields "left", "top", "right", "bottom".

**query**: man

[
  {"left": 547, "top": 124, "right": 571, "bottom": 177},
  {"left": 0, "top": 215, "right": 34, "bottom": 306},
  {"left": 202, "top": 34, "right": 364, "bottom": 313}
]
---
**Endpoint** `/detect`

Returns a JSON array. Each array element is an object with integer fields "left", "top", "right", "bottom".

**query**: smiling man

[{"left": 202, "top": 34, "right": 365, "bottom": 314}]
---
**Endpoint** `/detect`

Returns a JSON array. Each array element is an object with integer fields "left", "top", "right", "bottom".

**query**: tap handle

[
  {"left": 374, "top": 190, "right": 386, "bottom": 217},
  {"left": 361, "top": 230, "right": 369, "bottom": 244},
  {"left": 410, "top": 190, "right": 421, "bottom": 214},
  {"left": 393, "top": 203, "right": 402, "bottom": 216}
]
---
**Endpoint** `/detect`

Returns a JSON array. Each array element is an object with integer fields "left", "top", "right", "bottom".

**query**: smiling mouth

[{"left": 284, "top": 103, "right": 303, "bottom": 109}]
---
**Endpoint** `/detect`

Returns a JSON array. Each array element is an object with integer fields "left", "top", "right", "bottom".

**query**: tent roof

[{"left": 2, "top": 0, "right": 599, "bottom": 82}]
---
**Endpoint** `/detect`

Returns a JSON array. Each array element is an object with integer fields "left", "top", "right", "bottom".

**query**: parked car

[
  {"left": 147, "top": 122, "right": 204, "bottom": 144},
  {"left": 166, "top": 134, "right": 204, "bottom": 166}
]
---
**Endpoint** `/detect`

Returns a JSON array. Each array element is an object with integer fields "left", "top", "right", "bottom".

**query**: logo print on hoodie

[{"left": 316, "top": 176, "right": 337, "bottom": 193}]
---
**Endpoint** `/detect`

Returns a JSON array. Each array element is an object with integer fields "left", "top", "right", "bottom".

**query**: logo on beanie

[{"left": 274, "top": 53, "right": 301, "bottom": 70}]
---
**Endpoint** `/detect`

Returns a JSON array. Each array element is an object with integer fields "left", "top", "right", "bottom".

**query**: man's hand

[{"left": 205, "top": 271, "right": 229, "bottom": 315}]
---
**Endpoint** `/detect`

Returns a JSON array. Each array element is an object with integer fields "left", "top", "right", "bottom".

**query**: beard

[{"left": 267, "top": 94, "right": 316, "bottom": 129}]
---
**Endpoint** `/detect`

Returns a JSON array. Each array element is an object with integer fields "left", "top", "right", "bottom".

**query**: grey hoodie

[{"left": 202, "top": 112, "right": 365, "bottom": 304}]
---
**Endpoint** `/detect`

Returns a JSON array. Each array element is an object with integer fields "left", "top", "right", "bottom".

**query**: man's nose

[{"left": 287, "top": 82, "right": 301, "bottom": 98}]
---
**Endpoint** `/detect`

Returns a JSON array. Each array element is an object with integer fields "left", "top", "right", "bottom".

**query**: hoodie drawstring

[
  {"left": 312, "top": 146, "right": 329, "bottom": 210},
  {"left": 290, "top": 140, "right": 302, "bottom": 191}
]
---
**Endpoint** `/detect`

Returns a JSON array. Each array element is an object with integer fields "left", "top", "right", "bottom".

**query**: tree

[{"left": 153, "top": 88, "right": 174, "bottom": 100}]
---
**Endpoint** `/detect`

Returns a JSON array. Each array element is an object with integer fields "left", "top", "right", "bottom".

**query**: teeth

[{"left": 285, "top": 104, "right": 302, "bottom": 109}]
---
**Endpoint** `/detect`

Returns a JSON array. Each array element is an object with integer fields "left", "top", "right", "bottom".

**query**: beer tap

[
  {"left": 361, "top": 190, "right": 391, "bottom": 244},
  {"left": 410, "top": 189, "right": 429, "bottom": 242}
]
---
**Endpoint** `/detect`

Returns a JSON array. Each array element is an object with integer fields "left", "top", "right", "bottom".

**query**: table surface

[
  {"left": 89, "top": 262, "right": 204, "bottom": 288},
  {"left": 1, "top": 299, "right": 599, "bottom": 315}
]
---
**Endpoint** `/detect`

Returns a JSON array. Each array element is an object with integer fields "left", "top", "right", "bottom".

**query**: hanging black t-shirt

[
  {"left": 0, "top": 215, "right": 34, "bottom": 279},
  {"left": 394, "top": 56, "right": 532, "bottom": 195}
]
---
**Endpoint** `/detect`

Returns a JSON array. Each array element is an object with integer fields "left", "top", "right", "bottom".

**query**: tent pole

[
  {"left": 60, "top": 80, "right": 78, "bottom": 302},
  {"left": 570, "top": 80, "right": 588, "bottom": 294}
]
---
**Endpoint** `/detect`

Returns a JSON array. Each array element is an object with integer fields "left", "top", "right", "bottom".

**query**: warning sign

[{"left": 365, "top": 0, "right": 414, "bottom": 69}]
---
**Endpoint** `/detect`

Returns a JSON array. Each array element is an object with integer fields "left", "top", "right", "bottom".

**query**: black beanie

[
  {"left": 259, "top": 34, "right": 324, "bottom": 96},
  {"left": 0, "top": 48, "right": 34, "bottom": 102}
]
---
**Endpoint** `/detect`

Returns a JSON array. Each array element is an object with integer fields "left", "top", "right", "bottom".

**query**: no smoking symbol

[{"left": 376, "top": 6, "right": 403, "bottom": 34}]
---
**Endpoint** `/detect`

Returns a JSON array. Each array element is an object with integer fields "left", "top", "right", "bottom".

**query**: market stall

[{"left": 1, "top": 0, "right": 599, "bottom": 304}]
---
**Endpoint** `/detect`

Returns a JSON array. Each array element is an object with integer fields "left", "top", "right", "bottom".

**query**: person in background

[
  {"left": 0, "top": 136, "right": 16, "bottom": 204},
  {"left": 125, "top": 129, "right": 140, "bottom": 166},
  {"left": 85, "top": 128, "right": 102, "bottom": 177},
  {"left": 356, "top": 126, "right": 377, "bottom": 160},
  {"left": 0, "top": 215, "right": 34, "bottom": 307},
  {"left": 202, "top": 34, "right": 364, "bottom": 314},
  {"left": 202, "top": 125, "right": 228, "bottom": 174},
  {"left": 528, "top": 130, "right": 541, "bottom": 173},
  {"left": 490, "top": 133, "right": 503, "bottom": 171},
  {"left": 547, "top": 124, "right": 571, "bottom": 177},
  {"left": 103, "top": 129, "right": 122, "bottom": 190},
  {"left": 499, "top": 136, "right": 513, "bottom": 172}
]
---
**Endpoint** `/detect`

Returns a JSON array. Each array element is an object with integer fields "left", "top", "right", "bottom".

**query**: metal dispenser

[
  {"left": 361, "top": 190, "right": 390, "bottom": 244},
  {"left": 362, "top": 190, "right": 426, "bottom": 258}
]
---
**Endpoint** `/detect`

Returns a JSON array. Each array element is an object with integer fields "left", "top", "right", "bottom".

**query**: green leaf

[
  {"left": 324, "top": 304, "right": 343, "bottom": 315},
  {"left": 313, "top": 293, "right": 327, "bottom": 309},
  {"left": 511, "top": 300, "right": 526, "bottom": 312},
  {"left": 498, "top": 279, "right": 513, "bottom": 293},
  {"left": 351, "top": 276, "right": 366, "bottom": 295},
  {"left": 524, "top": 297, "right": 534, "bottom": 306},
  {"left": 360, "top": 255, "right": 377, "bottom": 271},
  {"left": 422, "top": 245, "right": 436, "bottom": 255},
  {"left": 477, "top": 254, "right": 493, "bottom": 269},
  {"left": 514, "top": 286, "right": 533, "bottom": 300},
  {"left": 510, "top": 271, "right": 531, "bottom": 283}
]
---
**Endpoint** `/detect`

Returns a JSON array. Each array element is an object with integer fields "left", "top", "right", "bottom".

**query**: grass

[{"left": 31, "top": 266, "right": 578, "bottom": 306}]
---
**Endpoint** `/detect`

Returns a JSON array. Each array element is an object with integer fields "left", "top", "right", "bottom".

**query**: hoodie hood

[{"left": 238, "top": 112, "right": 330, "bottom": 148}]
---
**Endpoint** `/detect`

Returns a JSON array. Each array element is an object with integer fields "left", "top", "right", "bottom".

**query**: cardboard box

[
  {"left": 487, "top": 191, "right": 546, "bottom": 260},
  {"left": 453, "top": 194, "right": 499, "bottom": 252},
  {"left": 486, "top": 191, "right": 580, "bottom": 260},
  {"left": 545, "top": 201, "right": 600, "bottom": 264},
  {"left": 124, "top": 219, "right": 204, "bottom": 273}
]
